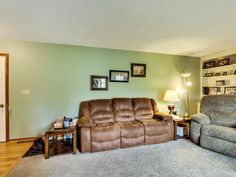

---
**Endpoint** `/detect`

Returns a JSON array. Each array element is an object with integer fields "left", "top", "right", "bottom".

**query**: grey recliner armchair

[{"left": 190, "top": 95, "right": 236, "bottom": 157}]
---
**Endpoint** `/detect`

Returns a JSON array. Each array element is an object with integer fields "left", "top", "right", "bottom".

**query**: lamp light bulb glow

[
  {"left": 176, "top": 88, "right": 185, "bottom": 94},
  {"left": 187, "top": 81, "right": 192, "bottom": 86}
]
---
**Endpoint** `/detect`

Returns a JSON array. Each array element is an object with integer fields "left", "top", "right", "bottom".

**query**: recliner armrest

[
  {"left": 153, "top": 112, "right": 173, "bottom": 120},
  {"left": 77, "top": 116, "right": 95, "bottom": 127},
  {"left": 191, "top": 113, "right": 210, "bottom": 125}
]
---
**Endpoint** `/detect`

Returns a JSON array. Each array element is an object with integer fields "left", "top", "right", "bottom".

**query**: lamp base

[{"left": 167, "top": 104, "right": 175, "bottom": 114}]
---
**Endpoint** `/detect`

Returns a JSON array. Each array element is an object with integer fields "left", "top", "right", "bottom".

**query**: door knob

[{"left": 0, "top": 104, "right": 4, "bottom": 108}]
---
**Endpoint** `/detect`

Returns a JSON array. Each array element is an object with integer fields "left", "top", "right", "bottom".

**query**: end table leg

[
  {"left": 73, "top": 129, "right": 77, "bottom": 155},
  {"left": 174, "top": 121, "right": 177, "bottom": 141},
  {"left": 45, "top": 134, "right": 49, "bottom": 159}
]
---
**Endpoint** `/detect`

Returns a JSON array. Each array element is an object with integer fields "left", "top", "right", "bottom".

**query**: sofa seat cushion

[
  {"left": 119, "top": 121, "right": 144, "bottom": 148},
  {"left": 138, "top": 119, "right": 169, "bottom": 136},
  {"left": 202, "top": 124, "right": 236, "bottom": 144},
  {"left": 119, "top": 121, "right": 144, "bottom": 138},
  {"left": 91, "top": 123, "right": 120, "bottom": 142}
]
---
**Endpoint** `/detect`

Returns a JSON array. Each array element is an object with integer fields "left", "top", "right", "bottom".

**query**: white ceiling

[{"left": 1, "top": 0, "right": 236, "bottom": 57}]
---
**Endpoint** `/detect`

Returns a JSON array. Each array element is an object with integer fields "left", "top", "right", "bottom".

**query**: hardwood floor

[{"left": 0, "top": 140, "right": 33, "bottom": 177}]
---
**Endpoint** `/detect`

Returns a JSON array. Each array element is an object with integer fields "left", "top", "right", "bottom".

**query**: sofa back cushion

[
  {"left": 89, "top": 99, "right": 115, "bottom": 124},
  {"left": 112, "top": 98, "right": 135, "bottom": 122},
  {"left": 210, "top": 111, "right": 236, "bottom": 128},
  {"left": 201, "top": 95, "right": 236, "bottom": 127},
  {"left": 132, "top": 98, "right": 154, "bottom": 120}
]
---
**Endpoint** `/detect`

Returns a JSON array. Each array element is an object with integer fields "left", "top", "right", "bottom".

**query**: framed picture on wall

[
  {"left": 131, "top": 63, "right": 146, "bottom": 77},
  {"left": 224, "top": 87, "right": 236, "bottom": 95},
  {"left": 203, "top": 61, "right": 215, "bottom": 69},
  {"left": 216, "top": 80, "right": 225, "bottom": 86},
  {"left": 109, "top": 70, "right": 129, "bottom": 82},
  {"left": 217, "top": 58, "right": 230, "bottom": 66},
  {"left": 203, "top": 87, "right": 221, "bottom": 95},
  {"left": 90, "top": 75, "right": 108, "bottom": 91}
]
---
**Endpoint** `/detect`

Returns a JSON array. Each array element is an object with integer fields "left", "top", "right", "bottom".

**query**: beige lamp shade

[{"left": 163, "top": 90, "right": 180, "bottom": 102}]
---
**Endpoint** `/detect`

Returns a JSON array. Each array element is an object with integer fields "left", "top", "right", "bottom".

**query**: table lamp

[{"left": 163, "top": 90, "right": 180, "bottom": 114}]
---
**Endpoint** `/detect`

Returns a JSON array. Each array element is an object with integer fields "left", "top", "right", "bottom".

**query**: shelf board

[
  {"left": 202, "top": 63, "right": 236, "bottom": 72},
  {"left": 202, "top": 74, "right": 236, "bottom": 79},
  {"left": 202, "top": 85, "right": 236, "bottom": 87}
]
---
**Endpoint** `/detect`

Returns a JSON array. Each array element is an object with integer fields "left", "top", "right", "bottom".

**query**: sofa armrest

[
  {"left": 191, "top": 113, "right": 210, "bottom": 125},
  {"left": 77, "top": 116, "right": 95, "bottom": 127},
  {"left": 153, "top": 112, "right": 173, "bottom": 120}
]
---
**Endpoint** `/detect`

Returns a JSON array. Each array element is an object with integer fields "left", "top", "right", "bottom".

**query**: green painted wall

[{"left": 0, "top": 39, "right": 200, "bottom": 139}]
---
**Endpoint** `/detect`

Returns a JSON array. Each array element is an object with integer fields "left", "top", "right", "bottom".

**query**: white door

[{"left": 0, "top": 55, "right": 7, "bottom": 142}]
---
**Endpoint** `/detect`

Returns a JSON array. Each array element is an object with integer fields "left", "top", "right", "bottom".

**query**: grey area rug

[{"left": 8, "top": 139, "right": 236, "bottom": 177}]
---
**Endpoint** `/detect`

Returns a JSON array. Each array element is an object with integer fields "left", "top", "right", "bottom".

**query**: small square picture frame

[
  {"left": 90, "top": 75, "right": 108, "bottom": 91},
  {"left": 216, "top": 80, "right": 225, "bottom": 86},
  {"left": 131, "top": 63, "right": 146, "bottom": 77}
]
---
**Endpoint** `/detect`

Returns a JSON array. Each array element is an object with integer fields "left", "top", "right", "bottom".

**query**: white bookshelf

[{"left": 201, "top": 54, "right": 236, "bottom": 96}]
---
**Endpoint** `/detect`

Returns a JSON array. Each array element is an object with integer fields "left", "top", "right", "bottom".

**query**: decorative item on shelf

[
  {"left": 181, "top": 73, "right": 192, "bottom": 117},
  {"left": 224, "top": 87, "right": 236, "bottom": 95},
  {"left": 203, "top": 61, "right": 215, "bottom": 69},
  {"left": 205, "top": 73, "right": 214, "bottom": 77},
  {"left": 217, "top": 58, "right": 230, "bottom": 66},
  {"left": 215, "top": 72, "right": 220, "bottom": 76},
  {"left": 203, "top": 87, "right": 221, "bottom": 95},
  {"left": 234, "top": 70, "right": 236, "bottom": 75},
  {"left": 202, "top": 87, "right": 208, "bottom": 95},
  {"left": 216, "top": 80, "right": 225, "bottom": 86},
  {"left": 70, "top": 118, "right": 78, "bottom": 127},
  {"left": 223, "top": 71, "right": 228, "bottom": 76},
  {"left": 90, "top": 75, "right": 108, "bottom": 91},
  {"left": 63, "top": 117, "right": 71, "bottom": 129},
  {"left": 109, "top": 70, "right": 129, "bottom": 82},
  {"left": 131, "top": 63, "right": 146, "bottom": 77},
  {"left": 54, "top": 119, "right": 63, "bottom": 129},
  {"left": 163, "top": 90, "right": 180, "bottom": 115}
]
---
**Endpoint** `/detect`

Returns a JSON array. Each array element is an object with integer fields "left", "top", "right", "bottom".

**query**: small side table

[
  {"left": 44, "top": 126, "right": 77, "bottom": 159},
  {"left": 173, "top": 117, "right": 191, "bottom": 140}
]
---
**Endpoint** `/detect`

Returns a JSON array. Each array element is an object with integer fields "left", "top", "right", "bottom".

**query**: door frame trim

[{"left": 0, "top": 53, "right": 9, "bottom": 142}]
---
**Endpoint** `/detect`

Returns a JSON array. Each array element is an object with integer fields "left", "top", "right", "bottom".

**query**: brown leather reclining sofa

[{"left": 78, "top": 98, "right": 174, "bottom": 152}]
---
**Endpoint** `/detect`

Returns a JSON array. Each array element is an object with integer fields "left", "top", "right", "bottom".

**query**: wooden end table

[
  {"left": 173, "top": 117, "right": 191, "bottom": 140},
  {"left": 44, "top": 126, "right": 77, "bottom": 159}
]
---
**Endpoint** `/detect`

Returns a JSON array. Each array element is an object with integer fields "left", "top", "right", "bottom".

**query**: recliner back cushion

[
  {"left": 201, "top": 95, "right": 236, "bottom": 128},
  {"left": 89, "top": 99, "right": 115, "bottom": 124},
  {"left": 210, "top": 111, "right": 236, "bottom": 128},
  {"left": 132, "top": 98, "right": 154, "bottom": 120},
  {"left": 112, "top": 98, "right": 135, "bottom": 122},
  {"left": 201, "top": 95, "right": 236, "bottom": 116}
]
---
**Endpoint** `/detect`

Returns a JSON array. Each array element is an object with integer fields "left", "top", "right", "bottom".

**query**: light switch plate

[{"left": 20, "top": 89, "right": 30, "bottom": 95}]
